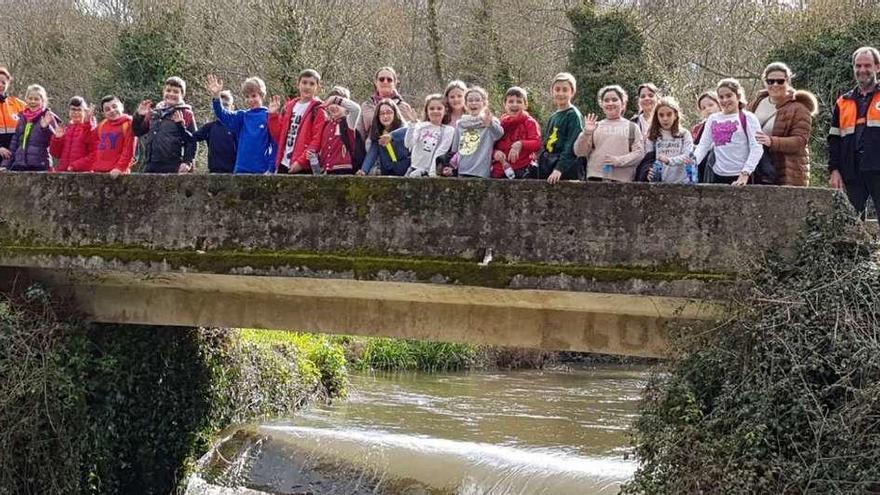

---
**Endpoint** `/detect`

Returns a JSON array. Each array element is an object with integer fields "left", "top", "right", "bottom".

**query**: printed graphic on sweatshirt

[
  {"left": 546, "top": 127, "right": 559, "bottom": 152},
  {"left": 418, "top": 127, "right": 441, "bottom": 152},
  {"left": 458, "top": 129, "right": 481, "bottom": 156},
  {"left": 98, "top": 131, "right": 122, "bottom": 151},
  {"left": 711, "top": 119, "right": 739, "bottom": 147}
]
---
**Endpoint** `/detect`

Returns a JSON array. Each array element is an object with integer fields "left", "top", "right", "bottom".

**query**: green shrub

[
  {"left": 624, "top": 197, "right": 880, "bottom": 494},
  {"left": 567, "top": 2, "right": 661, "bottom": 116},
  {"left": 357, "top": 338, "right": 478, "bottom": 372},
  {"left": 0, "top": 292, "right": 343, "bottom": 495}
]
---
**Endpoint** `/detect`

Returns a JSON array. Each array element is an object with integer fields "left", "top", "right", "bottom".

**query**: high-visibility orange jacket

[
  {"left": 828, "top": 84, "right": 880, "bottom": 180},
  {"left": 0, "top": 95, "right": 26, "bottom": 148}
]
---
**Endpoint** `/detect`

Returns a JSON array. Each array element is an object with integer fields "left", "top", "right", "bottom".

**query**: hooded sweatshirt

[{"left": 92, "top": 115, "right": 137, "bottom": 173}]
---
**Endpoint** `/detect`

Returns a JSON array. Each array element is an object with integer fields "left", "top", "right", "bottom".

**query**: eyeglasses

[
  {"left": 377, "top": 77, "right": 394, "bottom": 83},
  {"left": 765, "top": 78, "right": 787, "bottom": 86}
]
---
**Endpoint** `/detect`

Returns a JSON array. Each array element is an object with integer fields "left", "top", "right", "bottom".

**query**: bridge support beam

[{"left": 3, "top": 268, "right": 720, "bottom": 358}]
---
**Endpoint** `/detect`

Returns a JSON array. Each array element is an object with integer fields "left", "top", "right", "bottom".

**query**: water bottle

[
  {"left": 602, "top": 163, "right": 613, "bottom": 180},
  {"left": 308, "top": 152, "right": 321, "bottom": 175},
  {"left": 685, "top": 164, "right": 696, "bottom": 183},
  {"left": 652, "top": 161, "right": 663, "bottom": 183},
  {"left": 504, "top": 165, "right": 515, "bottom": 179}
]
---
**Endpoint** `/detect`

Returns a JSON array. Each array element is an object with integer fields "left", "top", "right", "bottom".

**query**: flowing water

[{"left": 186, "top": 364, "right": 649, "bottom": 495}]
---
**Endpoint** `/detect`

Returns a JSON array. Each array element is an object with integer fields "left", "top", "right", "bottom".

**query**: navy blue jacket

[
  {"left": 361, "top": 127, "right": 411, "bottom": 176},
  {"left": 191, "top": 120, "right": 237, "bottom": 173}
]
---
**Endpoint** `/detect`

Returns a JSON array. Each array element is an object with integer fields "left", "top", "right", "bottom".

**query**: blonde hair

[
  {"left": 551, "top": 72, "right": 577, "bottom": 94},
  {"left": 25, "top": 84, "right": 48, "bottom": 104},
  {"left": 241, "top": 77, "right": 266, "bottom": 97},
  {"left": 464, "top": 86, "right": 488, "bottom": 103}
]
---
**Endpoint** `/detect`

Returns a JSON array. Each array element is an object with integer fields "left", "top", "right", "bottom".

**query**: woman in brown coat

[{"left": 747, "top": 62, "right": 818, "bottom": 186}]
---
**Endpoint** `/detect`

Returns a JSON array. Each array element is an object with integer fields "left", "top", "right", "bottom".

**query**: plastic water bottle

[
  {"left": 309, "top": 153, "right": 321, "bottom": 175},
  {"left": 602, "top": 163, "right": 613, "bottom": 180},
  {"left": 652, "top": 161, "right": 663, "bottom": 183},
  {"left": 685, "top": 164, "right": 696, "bottom": 183},
  {"left": 686, "top": 152, "right": 697, "bottom": 183},
  {"left": 504, "top": 165, "right": 515, "bottom": 179}
]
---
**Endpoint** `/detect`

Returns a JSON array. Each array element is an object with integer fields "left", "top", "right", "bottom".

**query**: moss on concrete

[{"left": 0, "top": 243, "right": 730, "bottom": 287}]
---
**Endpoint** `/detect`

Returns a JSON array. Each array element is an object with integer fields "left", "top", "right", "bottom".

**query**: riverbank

[{"left": 0, "top": 289, "right": 347, "bottom": 495}]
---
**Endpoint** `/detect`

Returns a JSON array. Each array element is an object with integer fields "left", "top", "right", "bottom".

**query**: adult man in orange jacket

[
  {"left": 0, "top": 67, "right": 26, "bottom": 161},
  {"left": 829, "top": 46, "right": 880, "bottom": 216}
]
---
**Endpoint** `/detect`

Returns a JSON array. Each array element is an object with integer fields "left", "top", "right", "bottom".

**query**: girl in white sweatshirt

[{"left": 404, "top": 94, "right": 454, "bottom": 177}]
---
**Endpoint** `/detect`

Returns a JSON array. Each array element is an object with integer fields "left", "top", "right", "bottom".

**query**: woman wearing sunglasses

[
  {"left": 746, "top": 62, "right": 818, "bottom": 186},
  {"left": 357, "top": 67, "right": 417, "bottom": 147}
]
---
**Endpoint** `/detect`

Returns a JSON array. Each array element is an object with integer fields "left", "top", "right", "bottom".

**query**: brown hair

[
  {"left": 504, "top": 86, "right": 528, "bottom": 106},
  {"left": 68, "top": 96, "right": 87, "bottom": 109},
  {"left": 716, "top": 78, "right": 747, "bottom": 109},
  {"left": 443, "top": 79, "right": 467, "bottom": 124},
  {"left": 422, "top": 93, "right": 446, "bottom": 121},
  {"left": 551, "top": 72, "right": 577, "bottom": 94},
  {"left": 370, "top": 98, "right": 404, "bottom": 141},
  {"left": 298, "top": 69, "right": 322, "bottom": 82},
  {"left": 597, "top": 85, "right": 628, "bottom": 107},
  {"left": 164, "top": 76, "right": 186, "bottom": 95},
  {"left": 762, "top": 62, "right": 794, "bottom": 81},
  {"left": 697, "top": 91, "right": 719, "bottom": 110},
  {"left": 647, "top": 97, "right": 684, "bottom": 141}
]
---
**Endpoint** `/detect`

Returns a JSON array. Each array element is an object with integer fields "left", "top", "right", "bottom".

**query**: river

[{"left": 186, "top": 364, "right": 649, "bottom": 495}]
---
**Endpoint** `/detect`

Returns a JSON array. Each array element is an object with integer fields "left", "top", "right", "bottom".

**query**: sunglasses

[
  {"left": 765, "top": 78, "right": 787, "bottom": 86},
  {"left": 377, "top": 77, "right": 394, "bottom": 83}
]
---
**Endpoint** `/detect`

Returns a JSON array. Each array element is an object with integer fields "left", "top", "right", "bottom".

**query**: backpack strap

[{"left": 628, "top": 121, "right": 638, "bottom": 152}]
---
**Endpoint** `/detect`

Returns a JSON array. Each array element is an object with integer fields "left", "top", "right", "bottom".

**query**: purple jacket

[{"left": 2, "top": 109, "right": 59, "bottom": 171}]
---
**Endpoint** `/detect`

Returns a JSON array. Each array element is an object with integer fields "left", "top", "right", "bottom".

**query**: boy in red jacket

[
  {"left": 268, "top": 69, "right": 327, "bottom": 174},
  {"left": 92, "top": 95, "right": 137, "bottom": 176},
  {"left": 50, "top": 96, "right": 96, "bottom": 172},
  {"left": 492, "top": 87, "right": 542, "bottom": 179}
]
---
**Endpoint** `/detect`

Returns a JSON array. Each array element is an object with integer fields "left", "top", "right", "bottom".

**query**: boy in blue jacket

[
  {"left": 190, "top": 90, "right": 237, "bottom": 173},
  {"left": 204, "top": 74, "right": 275, "bottom": 174}
]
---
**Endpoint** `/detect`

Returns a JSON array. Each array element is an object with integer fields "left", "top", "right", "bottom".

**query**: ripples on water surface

[{"left": 186, "top": 365, "right": 649, "bottom": 495}]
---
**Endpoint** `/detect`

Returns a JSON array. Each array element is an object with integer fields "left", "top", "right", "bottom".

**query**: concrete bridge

[{"left": 0, "top": 174, "right": 835, "bottom": 357}]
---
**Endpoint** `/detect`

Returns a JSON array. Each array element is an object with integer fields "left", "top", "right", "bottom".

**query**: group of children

[{"left": 0, "top": 66, "right": 752, "bottom": 185}]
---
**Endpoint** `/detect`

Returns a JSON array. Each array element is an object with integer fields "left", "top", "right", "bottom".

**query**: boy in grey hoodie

[{"left": 449, "top": 86, "right": 503, "bottom": 178}]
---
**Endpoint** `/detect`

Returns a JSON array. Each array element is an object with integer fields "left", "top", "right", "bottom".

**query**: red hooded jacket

[
  {"left": 491, "top": 111, "right": 542, "bottom": 177},
  {"left": 268, "top": 97, "right": 326, "bottom": 172},
  {"left": 50, "top": 121, "right": 95, "bottom": 172},
  {"left": 92, "top": 115, "right": 137, "bottom": 173}
]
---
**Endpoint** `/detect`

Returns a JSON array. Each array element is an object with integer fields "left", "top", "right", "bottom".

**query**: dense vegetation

[
  {"left": 0, "top": 289, "right": 346, "bottom": 495},
  {"left": 624, "top": 197, "right": 880, "bottom": 494}
]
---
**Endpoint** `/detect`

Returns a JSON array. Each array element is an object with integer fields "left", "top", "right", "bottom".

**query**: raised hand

[
  {"left": 137, "top": 99, "right": 154, "bottom": 116},
  {"left": 268, "top": 95, "right": 282, "bottom": 114},
  {"left": 53, "top": 124, "right": 66, "bottom": 138},
  {"left": 400, "top": 104, "right": 418, "bottom": 123},
  {"left": 206, "top": 74, "right": 224, "bottom": 97},
  {"left": 40, "top": 112, "right": 55, "bottom": 128},
  {"left": 378, "top": 133, "right": 392, "bottom": 147},
  {"left": 171, "top": 110, "right": 184, "bottom": 124},
  {"left": 584, "top": 113, "right": 598, "bottom": 133},
  {"left": 481, "top": 107, "right": 493, "bottom": 128}
]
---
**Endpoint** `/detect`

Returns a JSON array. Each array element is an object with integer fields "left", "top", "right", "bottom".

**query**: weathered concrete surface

[
  {"left": 0, "top": 174, "right": 837, "bottom": 355},
  {"left": 0, "top": 174, "right": 834, "bottom": 273},
  {"left": 1, "top": 267, "right": 719, "bottom": 358}
]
